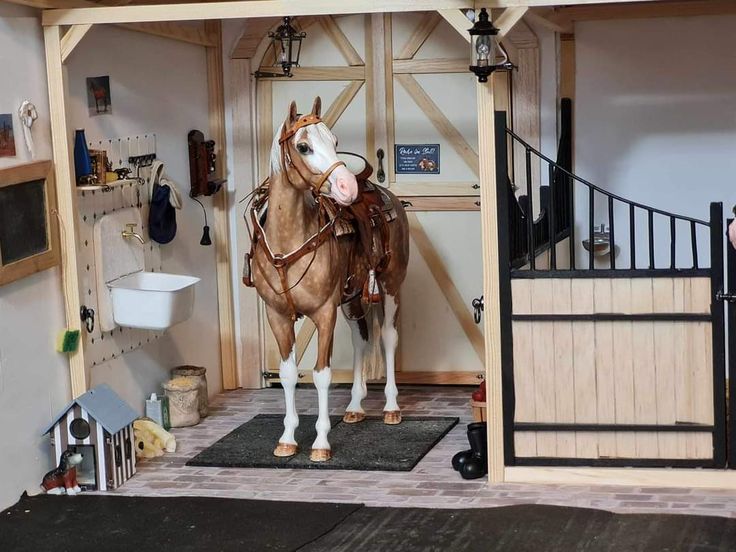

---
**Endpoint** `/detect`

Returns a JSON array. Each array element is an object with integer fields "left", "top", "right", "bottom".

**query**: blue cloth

[{"left": 149, "top": 183, "right": 177, "bottom": 244}]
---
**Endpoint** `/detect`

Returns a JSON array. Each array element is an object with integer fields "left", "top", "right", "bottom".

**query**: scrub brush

[{"left": 56, "top": 329, "right": 80, "bottom": 353}]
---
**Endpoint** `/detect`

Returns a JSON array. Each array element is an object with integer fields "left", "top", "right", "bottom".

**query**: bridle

[
  {"left": 278, "top": 113, "right": 346, "bottom": 197},
  {"left": 242, "top": 113, "right": 349, "bottom": 321}
]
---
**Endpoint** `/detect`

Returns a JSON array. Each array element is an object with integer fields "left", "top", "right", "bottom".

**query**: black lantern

[
  {"left": 468, "top": 8, "right": 512, "bottom": 82},
  {"left": 257, "top": 16, "right": 306, "bottom": 78}
]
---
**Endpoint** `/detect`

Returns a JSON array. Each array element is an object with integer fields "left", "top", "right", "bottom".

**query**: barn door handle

[
  {"left": 716, "top": 289, "right": 736, "bottom": 303},
  {"left": 376, "top": 148, "right": 385, "bottom": 183}
]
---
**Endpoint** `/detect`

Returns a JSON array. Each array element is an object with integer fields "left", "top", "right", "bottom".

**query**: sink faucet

[{"left": 122, "top": 223, "right": 145, "bottom": 244}]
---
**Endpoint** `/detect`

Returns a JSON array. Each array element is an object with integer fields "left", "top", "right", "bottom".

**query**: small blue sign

[{"left": 395, "top": 144, "right": 440, "bottom": 175}]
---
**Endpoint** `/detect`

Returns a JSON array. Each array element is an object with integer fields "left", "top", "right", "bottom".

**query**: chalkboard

[
  {"left": 395, "top": 144, "right": 440, "bottom": 174},
  {"left": 0, "top": 178, "right": 48, "bottom": 264}
]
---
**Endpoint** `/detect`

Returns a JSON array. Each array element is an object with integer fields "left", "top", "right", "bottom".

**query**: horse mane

[{"left": 270, "top": 122, "right": 285, "bottom": 176}]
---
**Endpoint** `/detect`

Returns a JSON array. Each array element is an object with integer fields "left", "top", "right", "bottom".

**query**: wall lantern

[
  {"left": 468, "top": 8, "right": 513, "bottom": 82},
  {"left": 255, "top": 16, "right": 306, "bottom": 79}
]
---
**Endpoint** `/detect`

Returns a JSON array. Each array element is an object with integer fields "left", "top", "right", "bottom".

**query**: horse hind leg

[
  {"left": 343, "top": 315, "right": 369, "bottom": 424},
  {"left": 382, "top": 294, "right": 401, "bottom": 425}
]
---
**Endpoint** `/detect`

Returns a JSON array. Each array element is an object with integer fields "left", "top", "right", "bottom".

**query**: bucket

[
  {"left": 171, "top": 366, "right": 208, "bottom": 418},
  {"left": 163, "top": 376, "right": 200, "bottom": 427}
]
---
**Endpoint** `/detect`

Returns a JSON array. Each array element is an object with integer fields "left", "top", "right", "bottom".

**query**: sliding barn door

[{"left": 253, "top": 13, "right": 530, "bottom": 385}]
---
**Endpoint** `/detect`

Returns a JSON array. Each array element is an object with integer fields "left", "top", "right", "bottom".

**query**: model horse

[{"left": 244, "top": 97, "right": 409, "bottom": 462}]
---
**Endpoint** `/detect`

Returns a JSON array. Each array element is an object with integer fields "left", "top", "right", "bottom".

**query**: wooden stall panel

[{"left": 510, "top": 276, "right": 714, "bottom": 461}]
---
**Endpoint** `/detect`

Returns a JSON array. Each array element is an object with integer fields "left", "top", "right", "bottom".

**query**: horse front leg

[
  {"left": 266, "top": 307, "right": 299, "bottom": 458},
  {"left": 310, "top": 303, "right": 337, "bottom": 462},
  {"left": 382, "top": 294, "right": 401, "bottom": 425}
]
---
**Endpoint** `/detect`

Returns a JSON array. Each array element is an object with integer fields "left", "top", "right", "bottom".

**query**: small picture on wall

[
  {"left": 0, "top": 114, "right": 16, "bottom": 157},
  {"left": 86, "top": 75, "right": 113, "bottom": 116}
]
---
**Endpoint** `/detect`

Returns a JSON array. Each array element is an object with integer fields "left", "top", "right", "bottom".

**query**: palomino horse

[{"left": 246, "top": 97, "right": 409, "bottom": 462}]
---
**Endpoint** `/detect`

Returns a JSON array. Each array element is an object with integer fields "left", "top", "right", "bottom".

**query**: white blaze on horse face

[{"left": 297, "top": 123, "right": 358, "bottom": 206}]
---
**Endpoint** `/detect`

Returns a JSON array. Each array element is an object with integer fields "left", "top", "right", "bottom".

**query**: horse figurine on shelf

[{"left": 243, "top": 97, "right": 409, "bottom": 462}]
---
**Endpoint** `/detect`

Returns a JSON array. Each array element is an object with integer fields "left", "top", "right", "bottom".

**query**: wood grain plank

[
  {"left": 593, "top": 278, "right": 616, "bottom": 458},
  {"left": 552, "top": 279, "right": 576, "bottom": 458},
  {"left": 630, "top": 278, "right": 658, "bottom": 458},
  {"left": 570, "top": 279, "right": 598, "bottom": 458},
  {"left": 511, "top": 279, "right": 536, "bottom": 457},
  {"left": 530, "top": 279, "right": 556, "bottom": 457},
  {"left": 611, "top": 278, "right": 635, "bottom": 457},
  {"left": 652, "top": 278, "right": 678, "bottom": 458}
]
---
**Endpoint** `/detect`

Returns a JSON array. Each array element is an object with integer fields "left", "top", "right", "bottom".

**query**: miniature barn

[
  {"left": 4, "top": 0, "right": 736, "bottom": 541},
  {"left": 44, "top": 384, "right": 137, "bottom": 491}
]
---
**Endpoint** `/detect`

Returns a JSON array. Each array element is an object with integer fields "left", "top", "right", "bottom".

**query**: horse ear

[
  {"left": 286, "top": 100, "right": 298, "bottom": 127},
  {"left": 311, "top": 96, "right": 322, "bottom": 118}
]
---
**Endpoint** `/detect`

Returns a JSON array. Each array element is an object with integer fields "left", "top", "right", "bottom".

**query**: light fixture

[
  {"left": 255, "top": 16, "right": 306, "bottom": 79},
  {"left": 468, "top": 8, "right": 513, "bottom": 83}
]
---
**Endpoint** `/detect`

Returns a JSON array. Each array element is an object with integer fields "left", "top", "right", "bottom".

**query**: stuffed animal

[
  {"left": 41, "top": 449, "right": 83, "bottom": 495},
  {"left": 133, "top": 418, "right": 176, "bottom": 459}
]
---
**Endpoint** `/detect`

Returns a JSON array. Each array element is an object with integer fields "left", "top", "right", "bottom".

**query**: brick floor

[{"left": 105, "top": 385, "right": 736, "bottom": 518}]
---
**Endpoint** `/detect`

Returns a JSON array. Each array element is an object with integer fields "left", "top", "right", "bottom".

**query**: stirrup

[{"left": 362, "top": 269, "right": 381, "bottom": 304}]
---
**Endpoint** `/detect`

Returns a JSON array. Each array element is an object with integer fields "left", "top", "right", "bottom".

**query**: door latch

[
  {"left": 472, "top": 296, "right": 484, "bottom": 324},
  {"left": 376, "top": 148, "right": 385, "bottom": 183},
  {"left": 716, "top": 289, "right": 736, "bottom": 303}
]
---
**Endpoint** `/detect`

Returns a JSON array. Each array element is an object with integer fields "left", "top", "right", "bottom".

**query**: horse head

[{"left": 278, "top": 97, "right": 358, "bottom": 206}]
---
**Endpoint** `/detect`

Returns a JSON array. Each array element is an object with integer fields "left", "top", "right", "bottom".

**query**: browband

[{"left": 279, "top": 114, "right": 323, "bottom": 144}]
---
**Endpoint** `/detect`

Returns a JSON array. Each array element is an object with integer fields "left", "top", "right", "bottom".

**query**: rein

[{"left": 242, "top": 115, "right": 346, "bottom": 321}]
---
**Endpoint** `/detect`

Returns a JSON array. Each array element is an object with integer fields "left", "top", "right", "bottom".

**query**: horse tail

[{"left": 361, "top": 304, "right": 385, "bottom": 382}]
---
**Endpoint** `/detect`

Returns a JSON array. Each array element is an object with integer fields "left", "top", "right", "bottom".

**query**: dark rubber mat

[
  {"left": 303, "top": 503, "right": 736, "bottom": 552},
  {"left": 0, "top": 493, "right": 361, "bottom": 552},
  {"left": 187, "top": 414, "right": 458, "bottom": 471}
]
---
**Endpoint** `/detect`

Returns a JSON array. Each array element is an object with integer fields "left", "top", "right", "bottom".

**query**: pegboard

[{"left": 76, "top": 134, "right": 164, "bottom": 369}]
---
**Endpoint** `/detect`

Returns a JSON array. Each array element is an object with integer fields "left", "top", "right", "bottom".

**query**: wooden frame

[{"left": 0, "top": 161, "right": 60, "bottom": 286}]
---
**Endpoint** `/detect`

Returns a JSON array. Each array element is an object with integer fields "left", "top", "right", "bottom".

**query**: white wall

[
  {"left": 575, "top": 16, "right": 736, "bottom": 269},
  {"left": 0, "top": 4, "right": 71, "bottom": 511},
  {"left": 0, "top": 11, "right": 221, "bottom": 510}
]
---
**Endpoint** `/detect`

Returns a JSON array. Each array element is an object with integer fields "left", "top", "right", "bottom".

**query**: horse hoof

[
  {"left": 310, "top": 448, "right": 332, "bottom": 462},
  {"left": 273, "top": 443, "right": 298, "bottom": 457},
  {"left": 383, "top": 411, "right": 402, "bottom": 425},
  {"left": 343, "top": 411, "right": 365, "bottom": 424}
]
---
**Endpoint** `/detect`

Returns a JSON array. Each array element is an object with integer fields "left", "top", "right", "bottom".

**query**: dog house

[{"left": 44, "top": 384, "right": 137, "bottom": 491}]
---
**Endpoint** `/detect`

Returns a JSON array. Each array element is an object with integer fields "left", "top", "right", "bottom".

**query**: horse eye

[{"left": 296, "top": 142, "right": 311, "bottom": 154}]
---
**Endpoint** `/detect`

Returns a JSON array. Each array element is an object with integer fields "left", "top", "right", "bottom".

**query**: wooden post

[
  {"left": 477, "top": 78, "right": 505, "bottom": 483},
  {"left": 44, "top": 25, "right": 87, "bottom": 397},
  {"left": 205, "top": 20, "right": 239, "bottom": 390}
]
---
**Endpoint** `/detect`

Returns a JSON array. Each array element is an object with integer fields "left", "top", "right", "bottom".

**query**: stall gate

[{"left": 495, "top": 112, "right": 732, "bottom": 468}]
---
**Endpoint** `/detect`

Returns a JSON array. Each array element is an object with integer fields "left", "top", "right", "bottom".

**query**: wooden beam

[
  {"left": 44, "top": 25, "right": 87, "bottom": 398},
  {"left": 116, "top": 22, "right": 216, "bottom": 47},
  {"left": 60, "top": 24, "right": 92, "bottom": 63},
  {"left": 395, "top": 11, "right": 441, "bottom": 60},
  {"left": 559, "top": 33, "right": 575, "bottom": 101},
  {"left": 383, "top": 13, "right": 396, "bottom": 183},
  {"left": 402, "top": 196, "right": 480, "bottom": 211},
  {"left": 322, "top": 80, "right": 364, "bottom": 129},
  {"left": 525, "top": 8, "right": 573, "bottom": 33},
  {"left": 559, "top": 0, "right": 736, "bottom": 22},
  {"left": 319, "top": 16, "right": 364, "bottom": 66},
  {"left": 205, "top": 20, "right": 238, "bottom": 390},
  {"left": 255, "top": 66, "right": 365, "bottom": 81},
  {"left": 391, "top": 181, "right": 479, "bottom": 197},
  {"left": 495, "top": 6, "right": 529, "bottom": 36},
  {"left": 476, "top": 78, "right": 504, "bottom": 482},
  {"left": 407, "top": 213, "right": 485, "bottom": 363},
  {"left": 437, "top": 9, "right": 471, "bottom": 42},
  {"left": 43, "top": 1, "right": 473, "bottom": 26},
  {"left": 395, "top": 73, "right": 479, "bottom": 177},
  {"left": 230, "top": 17, "right": 279, "bottom": 59},
  {"left": 392, "top": 58, "right": 467, "bottom": 74}
]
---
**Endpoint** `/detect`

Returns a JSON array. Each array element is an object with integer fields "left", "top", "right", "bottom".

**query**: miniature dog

[{"left": 41, "top": 449, "right": 83, "bottom": 495}]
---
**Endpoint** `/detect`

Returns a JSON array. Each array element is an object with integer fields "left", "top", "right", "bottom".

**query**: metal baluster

[
  {"left": 548, "top": 163, "right": 556, "bottom": 270},
  {"left": 589, "top": 187, "right": 594, "bottom": 270},
  {"left": 629, "top": 204, "right": 636, "bottom": 269},
  {"left": 670, "top": 216, "right": 676, "bottom": 270},
  {"left": 608, "top": 196, "right": 615, "bottom": 270},
  {"left": 569, "top": 173, "right": 575, "bottom": 270},
  {"left": 648, "top": 210, "right": 655, "bottom": 269},
  {"left": 526, "top": 148, "right": 535, "bottom": 270},
  {"left": 691, "top": 221, "right": 698, "bottom": 269}
]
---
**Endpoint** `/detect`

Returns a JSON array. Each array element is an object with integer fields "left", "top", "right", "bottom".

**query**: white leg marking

[
  {"left": 346, "top": 321, "right": 367, "bottom": 413},
  {"left": 312, "top": 366, "right": 332, "bottom": 450},
  {"left": 279, "top": 347, "right": 299, "bottom": 445},
  {"left": 382, "top": 295, "right": 399, "bottom": 412}
]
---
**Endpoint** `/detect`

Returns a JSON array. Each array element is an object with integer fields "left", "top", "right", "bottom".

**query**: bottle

[{"left": 73, "top": 128, "right": 92, "bottom": 185}]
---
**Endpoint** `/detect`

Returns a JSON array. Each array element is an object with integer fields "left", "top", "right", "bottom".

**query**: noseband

[{"left": 278, "top": 114, "right": 346, "bottom": 196}]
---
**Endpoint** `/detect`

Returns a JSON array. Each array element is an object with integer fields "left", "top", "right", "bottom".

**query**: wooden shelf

[{"left": 76, "top": 179, "right": 141, "bottom": 192}]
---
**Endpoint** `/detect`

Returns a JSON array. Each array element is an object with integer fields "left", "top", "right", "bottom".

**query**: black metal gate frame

[{"left": 495, "top": 110, "right": 730, "bottom": 469}]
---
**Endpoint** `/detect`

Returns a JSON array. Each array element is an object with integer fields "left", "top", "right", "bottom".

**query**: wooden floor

[{"left": 104, "top": 385, "right": 736, "bottom": 518}]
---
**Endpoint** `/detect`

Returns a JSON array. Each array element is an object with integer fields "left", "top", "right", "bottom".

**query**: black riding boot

[
  {"left": 459, "top": 422, "right": 488, "bottom": 480},
  {"left": 451, "top": 422, "right": 487, "bottom": 473}
]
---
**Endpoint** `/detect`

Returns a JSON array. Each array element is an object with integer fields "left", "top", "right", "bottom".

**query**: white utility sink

[{"left": 108, "top": 272, "right": 200, "bottom": 331}]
